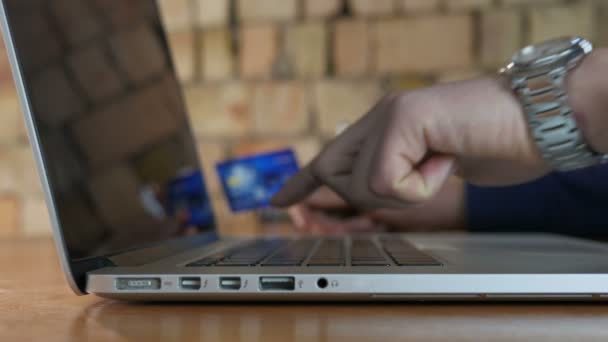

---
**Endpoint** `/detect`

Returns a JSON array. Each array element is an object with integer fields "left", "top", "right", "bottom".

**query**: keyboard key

[
  {"left": 379, "top": 237, "right": 441, "bottom": 266},
  {"left": 263, "top": 239, "right": 315, "bottom": 266},
  {"left": 351, "top": 261, "right": 390, "bottom": 266},
  {"left": 350, "top": 238, "right": 390, "bottom": 265},
  {"left": 308, "top": 261, "right": 345, "bottom": 266},
  {"left": 186, "top": 239, "right": 287, "bottom": 267}
]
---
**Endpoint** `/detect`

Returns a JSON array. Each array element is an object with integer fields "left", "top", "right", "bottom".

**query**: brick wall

[{"left": 0, "top": 0, "right": 606, "bottom": 238}]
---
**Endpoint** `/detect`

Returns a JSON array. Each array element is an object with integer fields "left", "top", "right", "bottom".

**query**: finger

[
  {"left": 287, "top": 206, "right": 307, "bottom": 231},
  {"left": 307, "top": 211, "right": 378, "bottom": 235},
  {"left": 304, "top": 186, "right": 349, "bottom": 209},
  {"left": 370, "top": 109, "right": 456, "bottom": 203},
  {"left": 271, "top": 165, "right": 321, "bottom": 207},
  {"left": 279, "top": 95, "right": 395, "bottom": 208},
  {"left": 350, "top": 108, "right": 415, "bottom": 210},
  {"left": 391, "top": 154, "right": 456, "bottom": 202}
]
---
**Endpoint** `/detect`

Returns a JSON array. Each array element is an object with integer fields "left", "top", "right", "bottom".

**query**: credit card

[{"left": 216, "top": 149, "right": 299, "bottom": 212}]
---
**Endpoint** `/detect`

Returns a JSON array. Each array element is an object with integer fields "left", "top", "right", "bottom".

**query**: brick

[
  {"left": 158, "top": 0, "right": 192, "bottom": 31},
  {"left": 68, "top": 44, "right": 125, "bottom": 103},
  {"left": 502, "top": 0, "right": 557, "bottom": 6},
  {"left": 348, "top": 0, "right": 396, "bottom": 18},
  {"left": 383, "top": 75, "right": 434, "bottom": 91},
  {"left": 529, "top": 4, "right": 594, "bottom": 44},
  {"left": 399, "top": 0, "right": 440, "bottom": 13},
  {"left": 437, "top": 69, "right": 484, "bottom": 83},
  {"left": 239, "top": 24, "right": 279, "bottom": 79},
  {"left": 49, "top": 0, "right": 102, "bottom": 45},
  {"left": 232, "top": 137, "right": 321, "bottom": 164},
  {"left": 88, "top": 164, "right": 147, "bottom": 229},
  {"left": 0, "top": 196, "right": 19, "bottom": 239},
  {"left": 0, "top": 147, "right": 18, "bottom": 194},
  {"left": 0, "top": 86, "right": 23, "bottom": 145},
  {"left": 211, "top": 197, "right": 260, "bottom": 236},
  {"left": 285, "top": 22, "right": 328, "bottom": 78},
  {"left": 0, "top": 35, "right": 13, "bottom": 85},
  {"left": 167, "top": 30, "right": 196, "bottom": 82},
  {"left": 253, "top": 82, "right": 309, "bottom": 134},
  {"left": 0, "top": 146, "right": 43, "bottom": 196},
  {"left": 72, "top": 78, "right": 182, "bottom": 166},
  {"left": 10, "top": 146, "right": 43, "bottom": 197},
  {"left": 292, "top": 137, "right": 322, "bottom": 164},
  {"left": 198, "top": 0, "right": 230, "bottom": 27},
  {"left": 237, "top": 0, "right": 298, "bottom": 23},
  {"left": 30, "top": 66, "right": 84, "bottom": 126},
  {"left": 314, "top": 80, "right": 382, "bottom": 136},
  {"left": 9, "top": 10, "right": 62, "bottom": 71},
  {"left": 185, "top": 83, "right": 252, "bottom": 137},
  {"left": 445, "top": 0, "right": 492, "bottom": 11},
  {"left": 202, "top": 29, "right": 234, "bottom": 81},
  {"left": 480, "top": 10, "right": 522, "bottom": 68},
  {"left": 197, "top": 142, "right": 227, "bottom": 195},
  {"left": 373, "top": 15, "right": 474, "bottom": 73},
  {"left": 110, "top": 24, "right": 167, "bottom": 84},
  {"left": 21, "top": 197, "right": 52, "bottom": 237},
  {"left": 16, "top": 147, "right": 43, "bottom": 196},
  {"left": 304, "top": 0, "right": 342, "bottom": 19},
  {"left": 334, "top": 20, "right": 370, "bottom": 76}
]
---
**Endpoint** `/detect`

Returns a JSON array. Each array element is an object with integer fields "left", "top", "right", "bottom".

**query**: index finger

[{"left": 270, "top": 165, "right": 322, "bottom": 207}]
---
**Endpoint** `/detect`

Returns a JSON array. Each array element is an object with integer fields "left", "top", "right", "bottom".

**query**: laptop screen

[{"left": 2, "top": 0, "right": 216, "bottom": 260}]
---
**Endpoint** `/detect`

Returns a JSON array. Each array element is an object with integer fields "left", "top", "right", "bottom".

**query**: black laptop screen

[{"left": 3, "top": 0, "right": 216, "bottom": 260}]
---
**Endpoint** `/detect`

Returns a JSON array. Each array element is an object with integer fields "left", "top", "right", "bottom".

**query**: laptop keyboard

[{"left": 185, "top": 237, "right": 441, "bottom": 267}]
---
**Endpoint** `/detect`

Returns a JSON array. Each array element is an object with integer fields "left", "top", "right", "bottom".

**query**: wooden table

[{"left": 2, "top": 239, "right": 608, "bottom": 341}]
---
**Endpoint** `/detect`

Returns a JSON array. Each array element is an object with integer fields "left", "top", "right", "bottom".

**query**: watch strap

[{"left": 512, "top": 65, "right": 601, "bottom": 171}]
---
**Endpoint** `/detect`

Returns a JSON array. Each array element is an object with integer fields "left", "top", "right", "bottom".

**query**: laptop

[{"left": 3, "top": 0, "right": 608, "bottom": 302}]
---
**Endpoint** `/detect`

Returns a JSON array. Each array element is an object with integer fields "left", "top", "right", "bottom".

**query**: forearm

[{"left": 568, "top": 48, "right": 608, "bottom": 152}]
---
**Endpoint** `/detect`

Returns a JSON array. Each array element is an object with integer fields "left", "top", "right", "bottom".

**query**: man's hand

[
  {"left": 272, "top": 77, "right": 550, "bottom": 210},
  {"left": 288, "top": 177, "right": 466, "bottom": 234},
  {"left": 287, "top": 186, "right": 386, "bottom": 235}
]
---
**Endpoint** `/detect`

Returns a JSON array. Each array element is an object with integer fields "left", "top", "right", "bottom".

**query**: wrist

[{"left": 567, "top": 48, "right": 608, "bottom": 153}]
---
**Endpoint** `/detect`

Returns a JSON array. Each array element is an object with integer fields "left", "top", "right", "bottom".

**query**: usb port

[
  {"left": 220, "top": 277, "right": 241, "bottom": 290},
  {"left": 180, "top": 277, "right": 201, "bottom": 290},
  {"left": 259, "top": 277, "right": 295, "bottom": 291}
]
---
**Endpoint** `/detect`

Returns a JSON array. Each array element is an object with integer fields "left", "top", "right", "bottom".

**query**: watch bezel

[{"left": 501, "top": 37, "right": 592, "bottom": 76}]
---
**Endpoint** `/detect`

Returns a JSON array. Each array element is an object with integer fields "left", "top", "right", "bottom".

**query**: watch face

[{"left": 513, "top": 37, "right": 575, "bottom": 66}]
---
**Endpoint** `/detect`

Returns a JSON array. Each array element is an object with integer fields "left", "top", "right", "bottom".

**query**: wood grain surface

[{"left": 2, "top": 238, "right": 608, "bottom": 341}]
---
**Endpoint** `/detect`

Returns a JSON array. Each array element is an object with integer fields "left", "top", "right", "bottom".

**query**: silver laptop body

[{"left": 3, "top": 0, "right": 608, "bottom": 302}]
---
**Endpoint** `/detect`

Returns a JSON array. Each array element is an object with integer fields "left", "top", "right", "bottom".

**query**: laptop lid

[{"left": 0, "top": 0, "right": 218, "bottom": 293}]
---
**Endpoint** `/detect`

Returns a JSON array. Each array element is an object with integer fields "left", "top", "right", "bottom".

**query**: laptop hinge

[{"left": 73, "top": 257, "right": 115, "bottom": 292}]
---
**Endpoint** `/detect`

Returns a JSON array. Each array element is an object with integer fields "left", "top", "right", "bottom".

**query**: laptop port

[
  {"left": 116, "top": 278, "right": 161, "bottom": 290},
  {"left": 220, "top": 277, "right": 242, "bottom": 290},
  {"left": 180, "top": 277, "right": 201, "bottom": 290},
  {"left": 317, "top": 278, "right": 328, "bottom": 289},
  {"left": 259, "top": 277, "right": 295, "bottom": 291}
]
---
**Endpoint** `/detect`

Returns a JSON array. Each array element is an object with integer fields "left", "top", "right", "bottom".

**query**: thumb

[{"left": 391, "top": 154, "right": 456, "bottom": 202}]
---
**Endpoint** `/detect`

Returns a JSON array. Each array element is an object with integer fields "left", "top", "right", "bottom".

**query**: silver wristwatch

[{"left": 501, "top": 37, "right": 606, "bottom": 172}]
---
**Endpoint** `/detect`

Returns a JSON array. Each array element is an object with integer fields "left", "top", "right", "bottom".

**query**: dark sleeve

[{"left": 466, "top": 164, "right": 608, "bottom": 237}]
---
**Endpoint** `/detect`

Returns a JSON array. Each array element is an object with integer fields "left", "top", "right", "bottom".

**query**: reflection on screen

[{"left": 3, "top": 0, "right": 216, "bottom": 259}]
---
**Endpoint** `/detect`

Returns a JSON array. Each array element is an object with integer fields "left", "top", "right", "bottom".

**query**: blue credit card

[{"left": 216, "top": 149, "right": 300, "bottom": 212}]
